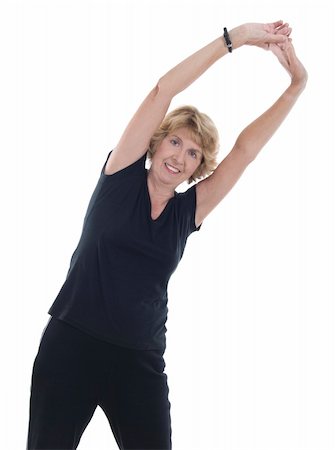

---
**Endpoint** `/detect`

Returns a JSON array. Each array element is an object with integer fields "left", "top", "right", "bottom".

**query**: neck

[{"left": 147, "top": 169, "right": 176, "bottom": 202}]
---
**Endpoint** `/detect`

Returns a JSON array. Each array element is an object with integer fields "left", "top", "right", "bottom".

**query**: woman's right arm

[{"left": 105, "top": 22, "right": 289, "bottom": 175}]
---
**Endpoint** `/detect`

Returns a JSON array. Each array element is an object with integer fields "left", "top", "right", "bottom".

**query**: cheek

[
  {"left": 152, "top": 146, "right": 167, "bottom": 161},
  {"left": 157, "top": 145, "right": 170, "bottom": 159}
]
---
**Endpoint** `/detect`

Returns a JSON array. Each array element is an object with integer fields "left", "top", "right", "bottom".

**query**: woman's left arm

[
  {"left": 234, "top": 39, "right": 308, "bottom": 160},
  {"left": 194, "top": 39, "right": 307, "bottom": 228}
]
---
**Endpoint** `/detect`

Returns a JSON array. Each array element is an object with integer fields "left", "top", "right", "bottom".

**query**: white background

[{"left": 1, "top": 0, "right": 334, "bottom": 449}]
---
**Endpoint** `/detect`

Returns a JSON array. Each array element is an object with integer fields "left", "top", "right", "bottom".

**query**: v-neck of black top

[{"left": 145, "top": 170, "right": 177, "bottom": 222}]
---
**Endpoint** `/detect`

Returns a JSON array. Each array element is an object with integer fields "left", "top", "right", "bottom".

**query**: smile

[{"left": 165, "top": 163, "right": 180, "bottom": 174}]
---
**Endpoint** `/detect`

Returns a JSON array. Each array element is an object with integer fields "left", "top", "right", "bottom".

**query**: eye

[
  {"left": 190, "top": 150, "right": 197, "bottom": 159},
  {"left": 170, "top": 139, "right": 179, "bottom": 146}
]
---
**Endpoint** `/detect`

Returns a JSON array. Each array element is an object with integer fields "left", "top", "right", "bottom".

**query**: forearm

[
  {"left": 158, "top": 26, "right": 246, "bottom": 97},
  {"left": 235, "top": 82, "right": 306, "bottom": 161}
]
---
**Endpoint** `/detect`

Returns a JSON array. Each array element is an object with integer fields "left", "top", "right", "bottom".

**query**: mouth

[{"left": 164, "top": 162, "right": 181, "bottom": 174}]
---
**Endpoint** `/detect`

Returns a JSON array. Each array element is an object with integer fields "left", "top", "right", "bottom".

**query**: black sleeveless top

[{"left": 48, "top": 149, "right": 202, "bottom": 350}]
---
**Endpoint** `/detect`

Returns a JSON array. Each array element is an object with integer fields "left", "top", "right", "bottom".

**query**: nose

[{"left": 171, "top": 151, "right": 184, "bottom": 168}]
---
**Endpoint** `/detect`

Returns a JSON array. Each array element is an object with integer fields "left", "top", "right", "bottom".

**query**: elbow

[
  {"left": 156, "top": 77, "right": 164, "bottom": 93},
  {"left": 233, "top": 141, "right": 257, "bottom": 164},
  {"left": 151, "top": 80, "right": 174, "bottom": 105},
  {"left": 152, "top": 82, "right": 161, "bottom": 96},
  {"left": 156, "top": 77, "right": 174, "bottom": 100}
]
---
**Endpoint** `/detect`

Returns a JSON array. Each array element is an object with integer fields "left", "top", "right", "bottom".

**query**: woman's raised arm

[
  {"left": 105, "top": 22, "right": 289, "bottom": 175},
  {"left": 234, "top": 38, "right": 308, "bottom": 159},
  {"left": 194, "top": 38, "right": 307, "bottom": 228},
  {"left": 158, "top": 21, "right": 289, "bottom": 96}
]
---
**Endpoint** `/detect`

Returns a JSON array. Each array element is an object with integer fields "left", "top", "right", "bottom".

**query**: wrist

[
  {"left": 284, "top": 81, "right": 306, "bottom": 101},
  {"left": 228, "top": 25, "right": 248, "bottom": 49},
  {"left": 289, "top": 78, "right": 307, "bottom": 95}
]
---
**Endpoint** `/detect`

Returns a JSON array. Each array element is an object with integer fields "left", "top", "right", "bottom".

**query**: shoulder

[{"left": 101, "top": 149, "right": 147, "bottom": 177}]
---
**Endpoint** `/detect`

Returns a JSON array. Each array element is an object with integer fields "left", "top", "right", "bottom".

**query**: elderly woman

[{"left": 27, "top": 20, "right": 307, "bottom": 450}]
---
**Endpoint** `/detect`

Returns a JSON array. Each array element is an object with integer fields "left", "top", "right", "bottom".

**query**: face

[{"left": 150, "top": 127, "right": 203, "bottom": 188}]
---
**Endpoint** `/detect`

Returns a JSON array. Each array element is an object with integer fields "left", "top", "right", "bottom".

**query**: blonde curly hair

[{"left": 147, "top": 105, "right": 220, "bottom": 184}]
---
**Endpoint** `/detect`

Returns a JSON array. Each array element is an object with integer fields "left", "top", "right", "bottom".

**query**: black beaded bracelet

[{"left": 223, "top": 27, "right": 233, "bottom": 53}]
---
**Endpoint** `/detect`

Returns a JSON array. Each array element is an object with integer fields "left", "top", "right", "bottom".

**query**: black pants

[{"left": 26, "top": 317, "right": 172, "bottom": 449}]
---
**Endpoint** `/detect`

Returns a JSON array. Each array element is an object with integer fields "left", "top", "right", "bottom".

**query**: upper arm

[
  {"left": 104, "top": 83, "right": 172, "bottom": 175},
  {"left": 195, "top": 146, "right": 253, "bottom": 227}
]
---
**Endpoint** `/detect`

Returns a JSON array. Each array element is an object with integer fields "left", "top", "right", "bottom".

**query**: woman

[{"left": 26, "top": 20, "right": 307, "bottom": 450}]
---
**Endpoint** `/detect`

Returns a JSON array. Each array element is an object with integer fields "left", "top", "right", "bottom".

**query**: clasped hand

[{"left": 242, "top": 20, "right": 308, "bottom": 88}]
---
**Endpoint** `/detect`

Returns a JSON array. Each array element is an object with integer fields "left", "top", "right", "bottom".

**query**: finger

[
  {"left": 266, "top": 21, "right": 285, "bottom": 33},
  {"left": 276, "top": 24, "right": 291, "bottom": 35},
  {"left": 282, "top": 26, "right": 292, "bottom": 36},
  {"left": 276, "top": 22, "right": 289, "bottom": 31},
  {"left": 269, "top": 45, "right": 287, "bottom": 65},
  {"left": 271, "top": 20, "right": 284, "bottom": 28},
  {"left": 268, "top": 33, "right": 288, "bottom": 44},
  {"left": 275, "top": 39, "right": 288, "bottom": 51},
  {"left": 284, "top": 38, "right": 294, "bottom": 50}
]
